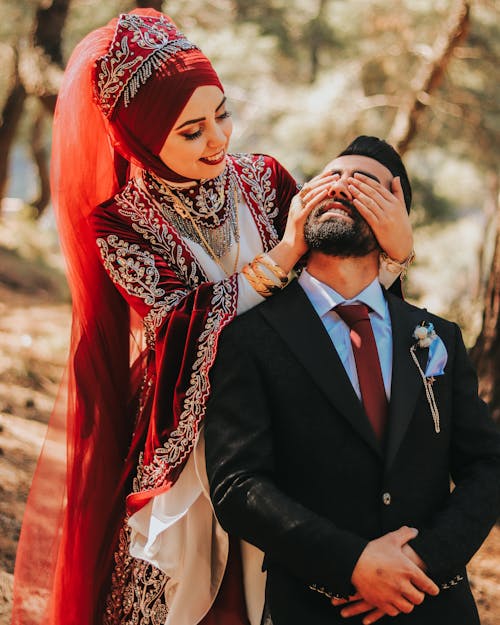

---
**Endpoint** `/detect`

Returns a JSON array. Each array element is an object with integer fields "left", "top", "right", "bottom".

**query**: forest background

[{"left": 0, "top": 0, "right": 498, "bottom": 623}]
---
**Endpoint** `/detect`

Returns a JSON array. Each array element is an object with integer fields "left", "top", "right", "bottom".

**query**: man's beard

[{"left": 303, "top": 199, "right": 379, "bottom": 257}]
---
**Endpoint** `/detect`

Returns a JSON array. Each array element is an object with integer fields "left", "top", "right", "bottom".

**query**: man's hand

[
  {"left": 401, "top": 542, "right": 427, "bottom": 570},
  {"left": 347, "top": 526, "right": 439, "bottom": 621},
  {"left": 331, "top": 532, "right": 432, "bottom": 624},
  {"left": 331, "top": 592, "right": 386, "bottom": 625}
]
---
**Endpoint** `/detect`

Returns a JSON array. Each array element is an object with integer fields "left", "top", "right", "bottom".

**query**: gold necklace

[
  {"left": 162, "top": 180, "right": 241, "bottom": 277},
  {"left": 148, "top": 167, "right": 229, "bottom": 223}
]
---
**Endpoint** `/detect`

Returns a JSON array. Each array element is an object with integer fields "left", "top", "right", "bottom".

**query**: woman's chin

[{"left": 199, "top": 156, "right": 227, "bottom": 180}]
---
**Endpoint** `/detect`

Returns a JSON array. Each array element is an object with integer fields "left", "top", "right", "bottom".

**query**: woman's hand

[
  {"left": 268, "top": 171, "right": 340, "bottom": 273},
  {"left": 348, "top": 173, "right": 413, "bottom": 263}
]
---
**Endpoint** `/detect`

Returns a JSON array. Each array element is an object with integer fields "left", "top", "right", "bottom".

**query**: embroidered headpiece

[{"left": 94, "top": 13, "right": 199, "bottom": 118}]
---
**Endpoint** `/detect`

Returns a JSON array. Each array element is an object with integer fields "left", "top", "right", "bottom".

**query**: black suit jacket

[{"left": 205, "top": 279, "right": 500, "bottom": 625}]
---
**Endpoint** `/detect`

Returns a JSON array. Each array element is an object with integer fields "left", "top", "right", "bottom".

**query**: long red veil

[{"left": 12, "top": 14, "right": 147, "bottom": 625}]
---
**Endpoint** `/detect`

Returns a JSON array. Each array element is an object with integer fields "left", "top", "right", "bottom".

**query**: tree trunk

[
  {"left": 473, "top": 171, "right": 498, "bottom": 301},
  {"left": 0, "top": 0, "right": 71, "bottom": 215},
  {"left": 33, "top": 0, "right": 71, "bottom": 67},
  {"left": 307, "top": 0, "right": 330, "bottom": 84},
  {"left": 0, "top": 49, "right": 27, "bottom": 203},
  {"left": 388, "top": 0, "right": 470, "bottom": 155},
  {"left": 30, "top": 106, "right": 51, "bottom": 218},
  {"left": 470, "top": 173, "right": 500, "bottom": 422}
]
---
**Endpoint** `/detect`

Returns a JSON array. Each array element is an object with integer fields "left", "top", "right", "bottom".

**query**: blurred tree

[
  {"left": 0, "top": 0, "right": 142, "bottom": 218},
  {"left": 470, "top": 174, "right": 500, "bottom": 422},
  {"left": 303, "top": 0, "right": 337, "bottom": 83},
  {"left": 388, "top": 1, "right": 470, "bottom": 154},
  {"left": 0, "top": 0, "right": 70, "bottom": 217},
  {"left": 430, "top": 1, "right": 500, "bottom": 423},
  {"left": 0, "top": 47, "right": 26, "bottom": 211}
]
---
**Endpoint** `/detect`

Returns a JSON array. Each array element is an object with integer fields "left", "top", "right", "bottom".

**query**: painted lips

[{"left": 199, "top": 150, "right": 226, "bottom": 165}]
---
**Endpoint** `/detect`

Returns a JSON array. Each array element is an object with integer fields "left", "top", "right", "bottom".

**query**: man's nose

[{"left": 327, "top": 178, "right": 352, "bottom": 201}]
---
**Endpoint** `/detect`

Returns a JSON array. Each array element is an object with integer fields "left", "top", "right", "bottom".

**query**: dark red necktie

[{"left": 335, "top": 303, "right": 388, "bottom": 441}]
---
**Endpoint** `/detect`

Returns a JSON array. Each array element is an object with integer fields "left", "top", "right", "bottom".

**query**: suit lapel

[
  {"left": 385, "top": 292, "right": 429, "bottom": 469},
  {"left": 259, "top": 280, "right": 382, "bottom": 456}
]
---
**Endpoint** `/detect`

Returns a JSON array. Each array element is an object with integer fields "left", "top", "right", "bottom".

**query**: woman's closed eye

[
  {"left": 182, "top": 111, "right": 232, "bottom": 141},
  {"left": 217, "top": 110, "right": 232, "bottom": 121},
  {"left": 183, "top": 128, "right": 203, "bottom": 141}
]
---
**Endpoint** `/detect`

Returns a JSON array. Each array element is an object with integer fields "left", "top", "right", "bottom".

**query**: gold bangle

[
  {"left": 254, "top": 253, "right": 289, "bottom": 286},
  {"left": 241, "top": 264, "right": 276, "bottom": 298},
  {"left": 380, "top": 249, "right": 415, "bottom": 277},
  {"left": 242, "top": 253, "right": 292, "bottom": 298},
  {"left": 250, "top": 260, "right": 285, "bottom": 291}
]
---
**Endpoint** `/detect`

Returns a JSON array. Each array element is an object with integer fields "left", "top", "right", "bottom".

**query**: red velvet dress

[{"left": 88, "top": 153, "right": 297, "bottom": 625}]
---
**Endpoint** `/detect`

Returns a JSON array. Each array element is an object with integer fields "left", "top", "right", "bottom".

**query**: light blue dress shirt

[{"left": 298, "top": 270, "right": 393, "bottom": 400}]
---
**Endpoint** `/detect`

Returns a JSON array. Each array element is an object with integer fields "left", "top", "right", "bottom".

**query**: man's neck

[{"left": 305, "top": 250, "right": 380, "bottom": 299}]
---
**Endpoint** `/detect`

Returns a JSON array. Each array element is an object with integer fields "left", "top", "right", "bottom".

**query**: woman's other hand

[{"left": 347, "top": 173, "right": 413, "bottom": 263}]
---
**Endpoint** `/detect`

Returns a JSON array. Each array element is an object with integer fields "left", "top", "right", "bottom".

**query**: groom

[{"left": 204, "top": 136, "right": 500, "bottom": 624}]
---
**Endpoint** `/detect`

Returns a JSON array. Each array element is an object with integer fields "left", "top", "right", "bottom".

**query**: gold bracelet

[
  {"left": 242, "top": 254, "right": 292, "bottom": 298},
  {"left": 250, "top": 263, "right": 282, "bottom": 291},
  {"left": 380, "top": 249, "right": 415, "bottom": 277},
  {"left": 254, "top": 253, "right": 289, "bottom": 286},
  {"left": 241, "top": 264, "right": 276, "bottom": 298}
]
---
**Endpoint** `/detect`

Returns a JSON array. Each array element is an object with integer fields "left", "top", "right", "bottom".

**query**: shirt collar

[{"left": 298, "top": 269, "right": 387, "bottom": 320}]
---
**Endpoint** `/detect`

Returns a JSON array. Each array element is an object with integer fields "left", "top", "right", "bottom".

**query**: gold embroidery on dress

[
  {"left": 135, "top": 276, "right": 238, "bottom": 491},
  {"left": 97, "top": 236, "right": 166, "bottom": 305},
  {"left": 115, "top": 181, "right": 203, "bottom": 288},
  {"left": 96, "top": 234, "right": 189, "bottom": 340},
  {"left": 233, "top": 154, "right": 279, "bottom": 249},
  {"left": 103, "top": 523, "right": 169, "bottom": 625}
]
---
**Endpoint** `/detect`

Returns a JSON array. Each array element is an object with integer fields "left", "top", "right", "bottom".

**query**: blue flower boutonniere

[{"left": 410, "top": 321, "right": 448, "bottom": 433}]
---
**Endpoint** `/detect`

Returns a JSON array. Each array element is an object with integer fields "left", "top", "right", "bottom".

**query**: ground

[{"left": 0, "top": 211, "right": 498, "bottom": 624}]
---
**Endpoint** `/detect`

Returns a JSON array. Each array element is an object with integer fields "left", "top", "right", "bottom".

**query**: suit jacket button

[{"left": 382, "top": 492, "right": 391, "bottom": 506}]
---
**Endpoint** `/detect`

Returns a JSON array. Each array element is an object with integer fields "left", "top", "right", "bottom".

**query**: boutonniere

[{"left": 410, "top": 321, "right": 448, "bottom": 433}]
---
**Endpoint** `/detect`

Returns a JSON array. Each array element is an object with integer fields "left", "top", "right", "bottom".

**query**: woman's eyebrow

[
  {"left": 175, "top": 96, "right": 227, "bottom": 131},
  {"left": 215, "top": 96, "right": 226, "bottom": 112}
]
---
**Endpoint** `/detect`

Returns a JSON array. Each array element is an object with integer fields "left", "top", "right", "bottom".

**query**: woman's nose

[{"left": 207, "top": 123, "right": 226, "bottom": 147}]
